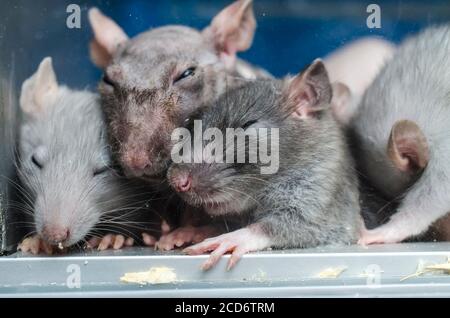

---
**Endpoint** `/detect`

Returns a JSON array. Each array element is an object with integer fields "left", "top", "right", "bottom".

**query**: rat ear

[
  {"left": 88, "top": 8, "right": 129, "bottom": 68},
  {"left": 20, "top": 57, "right": 59, "bottom": 115},
  {"left": 283, "top": 59, "right": 332, "bottom": 119},
  {"left": 387, "top": 120, "right": 429, "bottom": 173},
  {"left": 330, "top": 82, "right": 354, "bottom": 125},
  {"left": 203, "top": 0, "right": 256, "bottom": 68}
]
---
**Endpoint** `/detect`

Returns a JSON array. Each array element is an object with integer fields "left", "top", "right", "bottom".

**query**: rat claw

[
  {"left": 161, "top": 220, "right": 171, "bottom": 235},
  {"left": 125, "top": 237, "right": 134, "bottom": 246},
  {"left": 201, "top": 242, "right": 232, "bottom": 271},
  {"left": 113, "top": 235, "right": 125, "bottom": 250},
  {"left": 156, "top": 225, "right": 219, "bottom": 251},
  {"left": 142, "top": 233, "right": 156, "bottom": 246},
  {"left": 98, "top": 234, "right": 113, "bottom": 251},
  {"left": 18, "top": 235, "right": 54, "bottom": 255},
  {"left": 227, "top": 247, "right": 246, "bottom": 270}
]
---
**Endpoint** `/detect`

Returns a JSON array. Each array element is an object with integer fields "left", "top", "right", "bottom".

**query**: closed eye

[
  {"left": 174, "top": 67, "right": 196, "bottom": 84},
  {"left": 102, "top": 74, "right": 115, "bottom": 87},
  {"left": 93, "top": 166, "right": 109, "bottom": 177},
  {"left": 31, "top": 155, "right": 43, "bottom": 169},
  {"left": 242, "top": 120, "right": 258, "bottom": 130}
]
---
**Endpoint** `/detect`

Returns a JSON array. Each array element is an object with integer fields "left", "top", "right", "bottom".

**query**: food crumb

[
  {"left": 317, "top": 266, "right": 347, "bottom": 279},
  {"left": 401, "top": 259, "right": 450, "bottom": 281},
  {"left": 120, "top": 266, "right": 177, "bottom": 285}
]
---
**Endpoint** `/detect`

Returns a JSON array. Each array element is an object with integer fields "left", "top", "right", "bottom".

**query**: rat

[
  {"left": 344, "top": 25, "right": 450, "bottom": 244},
  {"left": 88, "top": 0, "right": 394, "bottom": 180},
  {"left": 88, "top": 0, "right": 271, "bottom": 180},
  {"left": 167, "top": 60, "right": 362, "bottom": 270},
  {"left": 16, "top": 57, "right": 160, "bottom": 254}
]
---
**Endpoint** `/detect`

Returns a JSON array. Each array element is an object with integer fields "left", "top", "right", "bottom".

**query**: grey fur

[
  {"left": 19, "top": 86, "right": 157, "bottom": 247},
  {"left": 168, "top": 76, "right": 361, "bottom": 248},
  {"left": 350, "top": 25, "right": 450, "bottom": 242}
]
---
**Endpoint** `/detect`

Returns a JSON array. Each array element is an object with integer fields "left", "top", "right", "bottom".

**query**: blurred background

[
  {"left": 0, "top": 0, "right": 449, "bottom": 88},
  {"left": 0, "top": 0, "right": 449, "bottom": 251}
]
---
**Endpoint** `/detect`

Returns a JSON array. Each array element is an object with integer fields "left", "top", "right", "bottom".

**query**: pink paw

[
  {"left": 184, "top": 227, "right": 271, "bottom": 271},
  {"left": 155, "top": 225, "right": 220, "bottom": 251},
  {"left": 87, "top": 234, "right": 135, "bottom": 251},
  {"left": 18, "top": 235, "right": 54, "bottom": 255},
  {"left": 358, "top": 227, "right": 405, "bottom": 245}
]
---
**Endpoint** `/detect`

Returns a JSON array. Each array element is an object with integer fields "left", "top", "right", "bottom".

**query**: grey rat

[
  {"left": 88, "top": 0, "right": 271, "bottom": 180},
  {"left": 17, "top": 58, "right": 159, "bottom": 254},
  {"left": 167, "top": 60, "right": 362, "bottom": 270},
  {"left": 346, "top": 25, "right": 450, "bottom": 244},
  {"left": 88, "top": 0, "right": 392, "bottom": 180}
]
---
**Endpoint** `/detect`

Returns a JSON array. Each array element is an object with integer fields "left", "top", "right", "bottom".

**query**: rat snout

[
  {"left": 41, "top": 225, "right": 70, "bottom": 245},
  {"left": 122, "top": 150, "right": 151, "bottom": 175},
  {"left": 173, "top": 173, "right": 192, "bottom": 193}
]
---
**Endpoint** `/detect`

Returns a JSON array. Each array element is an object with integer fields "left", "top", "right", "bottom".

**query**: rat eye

[
  {"left": 31, "top": 155, "right": 43, "bottom": 169},
  {"left": 102, "top": 74, "right": 115, "bottom": 87},
  {"left": 174, "top": 67, "right": 196, "bottom": 84},
  {"left": 242, "top": 120, "right": 258, "bottom": 130},
  {"left": 93, "top": 166, "right": 109, "bottom": 177}
]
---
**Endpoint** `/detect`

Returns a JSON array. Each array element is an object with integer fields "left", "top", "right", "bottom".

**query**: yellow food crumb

[
  {"left": 317, "top": 266, "right": 347, "bottom": 279},
  {"left": 401, "top": 259, "right": 450, "bottom": 281},
  {"left": 120, "top": 266, "right": 177, "bottom": 285}
]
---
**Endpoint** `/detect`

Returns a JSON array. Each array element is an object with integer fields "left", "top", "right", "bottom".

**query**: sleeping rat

[
  {"left": 88, "top": 0, "right": 394, "bottom": 181},
  {"left": 347, "top": 25, "right": 450, "bottom": 244},
  {"left": 16, "top": 58, "right": 159, "bottom": 254},
  {"left": 167, "top": 60, "right": 362, "bottom": 270}
]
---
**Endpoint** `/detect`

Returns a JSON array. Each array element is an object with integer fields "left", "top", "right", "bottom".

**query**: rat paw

[
  {"left": 18, "top": 235, "right": 53, "bottom": 255},
  {"left": 155, "top": 225, "right": 220, "bottom": 251},
  {"left": 142, "top": 232, "right": 157, "bottom": 246},
  {"left": 87, "top": 234, "right": 134, "bottom": 251},
  {"left": 184, "top": 227, "right": 271, "bottom": 271},
  {"left": 358, "top": 227, "right": 405, "bottom": 245}
]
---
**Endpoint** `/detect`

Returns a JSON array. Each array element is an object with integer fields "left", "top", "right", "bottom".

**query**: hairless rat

[
  {"left": 167, "top": 60, "right": 362, "bottom": 270},
  {"left": 16, "top": 58, "right": 159, "bottom": 254},
  {"left": 89, "top": 0, "right": 271, "bottom": 180},
  {"left": 344, "top": 25, "right": 450, "bottom": 244}
]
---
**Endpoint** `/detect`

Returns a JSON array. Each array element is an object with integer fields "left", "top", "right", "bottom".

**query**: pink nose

[
  {"left": 124, "top": 153, "right": 150, "bottom": 172},
  {"left": 41, "top": 225, "right": 69, "bottom": 244},
  {"left": 174, "top": 174, "right": 192, "bottom": 193}
]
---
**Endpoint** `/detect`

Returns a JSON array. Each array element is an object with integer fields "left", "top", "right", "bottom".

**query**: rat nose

[
  {"left": 174, "top": 174, "right": 192, "bottom": 193},
  {"left": 41, "top": 225, "right": 70, "bottom": 244},
  {"left": 123, "top": 152, "right": 150, "bottom": 172}
]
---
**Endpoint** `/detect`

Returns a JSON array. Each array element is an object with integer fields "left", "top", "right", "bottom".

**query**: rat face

[
  {"left": 98, "top": 27, "right": 225, "bottom": 179},
  {"left": 89, "top": 1, "right": 257, "bottom": 179},
  {"left": 168, "top": 61, "right": 334, "bottom": 217},
  {"left": 167, "top": 81, "right": 284, "bottom": 216},
  {"left": 18, "top": 58, "right": 123, "bottom": 247}
]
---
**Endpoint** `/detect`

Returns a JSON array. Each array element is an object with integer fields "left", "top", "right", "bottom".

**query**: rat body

[
  {"left": 168, "top": 60, "right": 362, "bottom": 270},
  {"left": 17, "top": 58, "right": 159, "bottom": 254},
  {"left": 348, "top": 25, "right": 450, "bottom": 244}
]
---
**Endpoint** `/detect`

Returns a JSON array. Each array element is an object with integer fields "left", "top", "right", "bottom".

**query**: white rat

[{"left": 17, "top": 58, "right": 158, "bottom": 254}]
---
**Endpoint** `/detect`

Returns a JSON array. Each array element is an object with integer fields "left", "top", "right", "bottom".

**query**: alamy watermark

[{"left": 171, "top": 120, "right": 280, "bottom": 175}]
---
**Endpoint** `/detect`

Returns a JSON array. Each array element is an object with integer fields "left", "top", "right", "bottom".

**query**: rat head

[
  {"left": 18, "top": 58, "right": 122, "bottom": 247},
  {"left": 88, "top": 0, "right": 257, "bottom": 179},
  {"left": 168, "top": 60, "right": 333, "bottom": 216}
]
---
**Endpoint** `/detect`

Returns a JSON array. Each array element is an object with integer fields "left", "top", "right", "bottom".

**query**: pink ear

[
  {"left": 203, "top": 0, "right": 256, "bottom": 67},
  {"left": 284, "top": 59, "right": 332, "bottom": 119},
  {"left": 88, "top": 8, "right": 129, "bottom": 68},
  {"left": 387, "top": 120, "right": 429, "bottom": 173}
]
